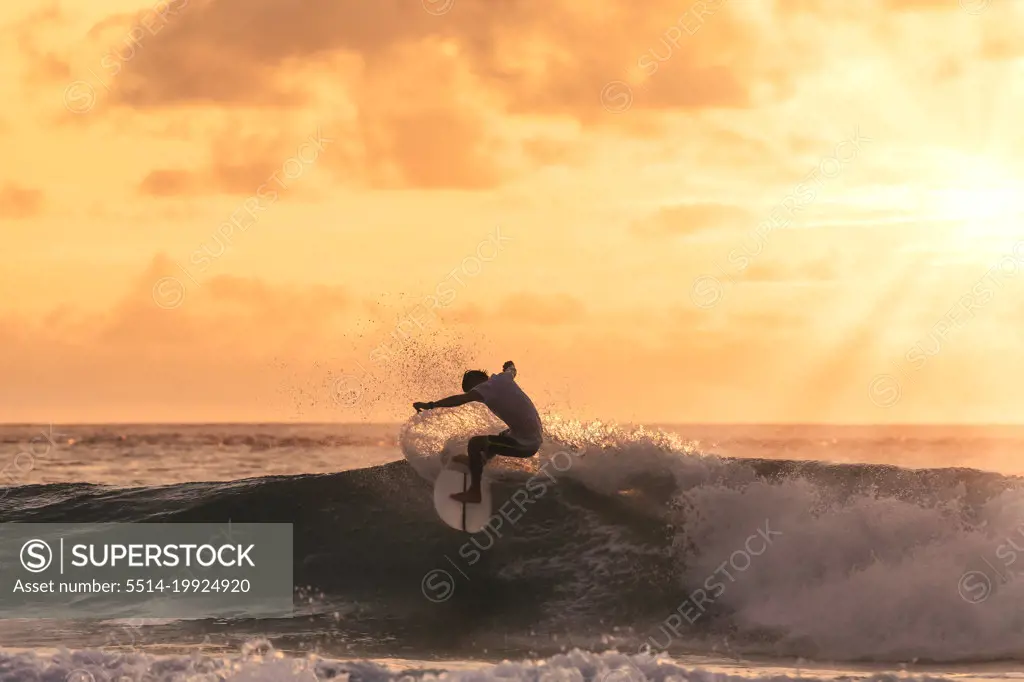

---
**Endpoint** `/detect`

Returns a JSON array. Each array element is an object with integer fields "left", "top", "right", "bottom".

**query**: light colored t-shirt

[{"left": 473, "top": 368, "right": 543, "bottom": 448}]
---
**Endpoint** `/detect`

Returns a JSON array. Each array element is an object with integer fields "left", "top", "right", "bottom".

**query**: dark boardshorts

[{"left": 483, "top": 430, "right": 540, "bottom": 461}]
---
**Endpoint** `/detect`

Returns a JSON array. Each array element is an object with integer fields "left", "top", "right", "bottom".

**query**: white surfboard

[{"left": 433, "top": 462, "right": 492, "bottom": 533}]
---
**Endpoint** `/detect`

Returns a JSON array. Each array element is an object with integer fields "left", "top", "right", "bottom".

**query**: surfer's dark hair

[{"left": 462, "top": 370, "right": 489, "bottom": 392}]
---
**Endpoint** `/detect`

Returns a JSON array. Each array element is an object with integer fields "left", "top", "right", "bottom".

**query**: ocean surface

[{"left": 3, "top": 414, "right": 1024, "bottom": 681}]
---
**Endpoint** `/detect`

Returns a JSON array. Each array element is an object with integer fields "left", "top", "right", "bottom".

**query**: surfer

[{"left": 413, "top": 361, "right": 543, "bottom": 503}]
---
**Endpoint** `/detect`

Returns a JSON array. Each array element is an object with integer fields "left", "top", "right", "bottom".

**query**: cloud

[
  {"left": 138, "top": 125, "right": 336, "bottom": 196},
  {"left": 1, "top": 249, "right": 1021, "bottom": 424},
  {"left": 0, "top": 183, "right": 44, "bottom": 219},
  {"left": 30, "top": 0, "right": 794, "bottom": 190},
  {"left": 739, "top": 257, "right": 842, "bottom": 284},
  {"left": 204, "top": 275, "right": 351, "bottom": 322},
  {"left": 0, "top": 255, "right": 591, "bottom": 420},
  {"left": 631, "top": 203, "right": 751, "bottom": 238},
  {"left": 103, "top": 0, "right": 766, "bottom": 113},
  {"left": 139, "top": 169, "right": 196, "bottom": 196},
  {"left": 443, "top": 293, "right": 587, "bottom": 327},
  {"left": 882, "top": 0, "right": 967, "bottom": 10},
  {"left": 496, "top": 292, "right": 587, "bottom": 325},
  {"left": 981, "top": 20, "right": 1024, "bottom": 59},
  {"left": 0, "top": 253, "right": 369, "bottom": 419},
  {"left": 777, "top": 0, "right": 970, "bottom": 12},
  {"left": 87, "top": 254, "right": 352, "bottom": 349},
  {"left": 359, "top": 109, "right": 509, "bottom": 189},
  {"left": 4, "top": 2, "right": 72, "bottom": 85}
]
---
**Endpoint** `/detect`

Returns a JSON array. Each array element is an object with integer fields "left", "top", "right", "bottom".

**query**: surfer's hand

[{"left": 413, "top": 401, "right": 433, "bottom": 412}]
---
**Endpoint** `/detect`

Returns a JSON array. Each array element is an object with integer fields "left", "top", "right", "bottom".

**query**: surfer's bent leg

[
  {"left": 451, "top": 436, "right": 489, "bottom": 504},
  {"left": 451, "top": 435, "right": 539, "bottom": 504},
  {"left": 468, "top": 436, "right": 487, "bottom": 489},
  {"left": 484, "top": 434, "right": 539, "bottom": 459}
]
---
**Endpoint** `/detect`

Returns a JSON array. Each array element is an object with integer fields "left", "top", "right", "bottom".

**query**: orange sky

[{"left": 2, "top": 0, "right": 1024, "bottom": 424}]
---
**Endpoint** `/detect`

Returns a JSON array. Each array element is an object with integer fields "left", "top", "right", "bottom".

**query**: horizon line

[{"left": 3, "top": 421, "right": 1024, "bottom": 428}]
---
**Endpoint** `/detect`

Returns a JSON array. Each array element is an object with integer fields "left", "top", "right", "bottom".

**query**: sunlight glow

[{"left": 932, "top": 158, "right": 1024, "bottom": 248}]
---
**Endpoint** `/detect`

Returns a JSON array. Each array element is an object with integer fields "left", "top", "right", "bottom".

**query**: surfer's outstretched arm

[{"left": 413, "top": 390, "right": 482, "bottom": 412}]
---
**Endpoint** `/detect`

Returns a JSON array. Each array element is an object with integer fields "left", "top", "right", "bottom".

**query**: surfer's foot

[
  {"left": 451, "top": 455, "right": 470, "bottom": 466},
  {"left": 451, "top": 489, "right": 482, "bottom": 504}
]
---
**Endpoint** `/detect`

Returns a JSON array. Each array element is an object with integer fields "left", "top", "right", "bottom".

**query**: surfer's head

[{"left": 462, "top": 370, "right": 489, "bottom": 392}]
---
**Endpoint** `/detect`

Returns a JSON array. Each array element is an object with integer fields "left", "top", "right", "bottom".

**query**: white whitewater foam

[
  {"left": 0, "top": 645, "right": 971, "bottom": 682},
  {"left": 400, "top": 413, "right": 1024, "bottom": 662}
]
